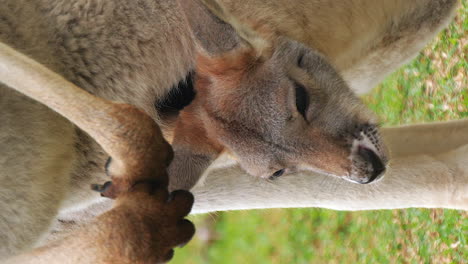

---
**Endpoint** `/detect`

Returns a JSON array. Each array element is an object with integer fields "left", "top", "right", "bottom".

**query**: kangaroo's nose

[{"left": 357, "top": 146, "right": 386, "bottom": 184}]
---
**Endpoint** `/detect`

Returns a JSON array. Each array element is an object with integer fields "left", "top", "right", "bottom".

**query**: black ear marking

[{"left": 155, "top": 71, "right": 196, "bottom": 120}]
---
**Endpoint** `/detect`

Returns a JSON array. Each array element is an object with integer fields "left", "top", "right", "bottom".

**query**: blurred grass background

[{"left": 173, "top": 2, "right": 467, "bottom": 263}]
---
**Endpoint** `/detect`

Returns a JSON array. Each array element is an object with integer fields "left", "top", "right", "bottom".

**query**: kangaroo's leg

[
  {"left": 0, "top": 87, "right": 75, "bottom": 258},
  {"left": 221, "top": 0, "right": 460, "bottom": 94},
  {"left": 382, "top": 119, "right": 468, "bottom": 157}
]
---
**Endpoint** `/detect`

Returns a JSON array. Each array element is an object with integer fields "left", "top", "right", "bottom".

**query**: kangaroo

[
  {"left": 0, "top": 0, "right": 386, "bottom": 260},
  {"left": 0, "top": 0, "right": 462, "bottom": 261}
]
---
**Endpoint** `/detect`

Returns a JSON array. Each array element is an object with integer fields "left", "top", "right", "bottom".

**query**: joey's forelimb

[
  {"left": 0, "top": 41, "right": 195, "bottom": 263},
  {"left": 0, "top": 41, "right": 174, "bottom": 195}
]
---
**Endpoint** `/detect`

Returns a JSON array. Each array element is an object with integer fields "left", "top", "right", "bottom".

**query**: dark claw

[
  {"left": 104, "top": 157, "right": 112, "bottom": 176},
  {"left": 177, "top": 241, "right": 189, "bottom": 248},
  {"left": 91, "top": 181, "right": 112, "bottom": 193},
  {"left": 167, "top": 192, "right": 174, "bottom": 202},
  {"left": 163, "top": 249, "right": 175, "bottom": 263}
]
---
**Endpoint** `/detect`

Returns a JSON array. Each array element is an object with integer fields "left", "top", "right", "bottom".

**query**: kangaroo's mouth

[
  {"left": 346, "top": 128, "right": 388, "bottom": 184},
  {"left": 353, "top": 146, "right": 386, "bottom": 184}
]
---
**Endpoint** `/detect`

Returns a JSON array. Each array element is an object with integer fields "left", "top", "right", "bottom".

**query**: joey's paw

[
  {"left": 119, "top": 182, "right": 194, "bottom": 223},
  {"left": 92, "top": 144, "right": 174, "bottom": 199},
  {"left": 103, "top": 182, "right": 195, "bottom": 263}
]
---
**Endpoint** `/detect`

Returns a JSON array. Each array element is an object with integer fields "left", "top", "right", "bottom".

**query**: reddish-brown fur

[
  {"left": 196, "top": 50, "right": 259, "bottom": 77},
  {"left": 171, "top": 51, "right": 258, "bottom": 157},
  {"left": 172, "top": 103, "right": 224, "bottom": 156}
]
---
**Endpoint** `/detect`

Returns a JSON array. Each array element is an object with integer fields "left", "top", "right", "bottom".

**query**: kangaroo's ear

[{"left": 179, "top": 0, "right": 272, "bottom": 58}]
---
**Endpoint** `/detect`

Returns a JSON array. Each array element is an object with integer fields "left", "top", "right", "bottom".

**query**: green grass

[{"left": 172, "top": 2, "right": 468, "bottom": 263}]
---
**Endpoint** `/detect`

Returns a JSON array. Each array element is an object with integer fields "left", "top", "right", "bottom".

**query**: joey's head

[
  {"left": 195, "top": 41, "right": 388, "bottom": 184},
  {"left": 172, "top": 0, "right": 389, "bottom": 190}
]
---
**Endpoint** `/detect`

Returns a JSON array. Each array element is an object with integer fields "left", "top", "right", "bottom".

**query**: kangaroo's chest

[
  {"left": 45, "top": 0, "right": 196, "bottom": 117},
  {"left": 2, "top": 0, "right": 196, "bottom": 119}
]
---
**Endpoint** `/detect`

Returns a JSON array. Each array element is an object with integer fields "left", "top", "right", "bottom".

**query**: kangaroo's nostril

[{"left": 358, "top": 146, "right": 386, "bottom": 183}]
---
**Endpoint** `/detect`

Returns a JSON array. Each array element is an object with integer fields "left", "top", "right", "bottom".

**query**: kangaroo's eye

[
  {"left": 270, "top": 169, "right": 285, "bottom": 180},
  {"left": 294, "top": 82, "right": 309, "bottom": 119}
]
